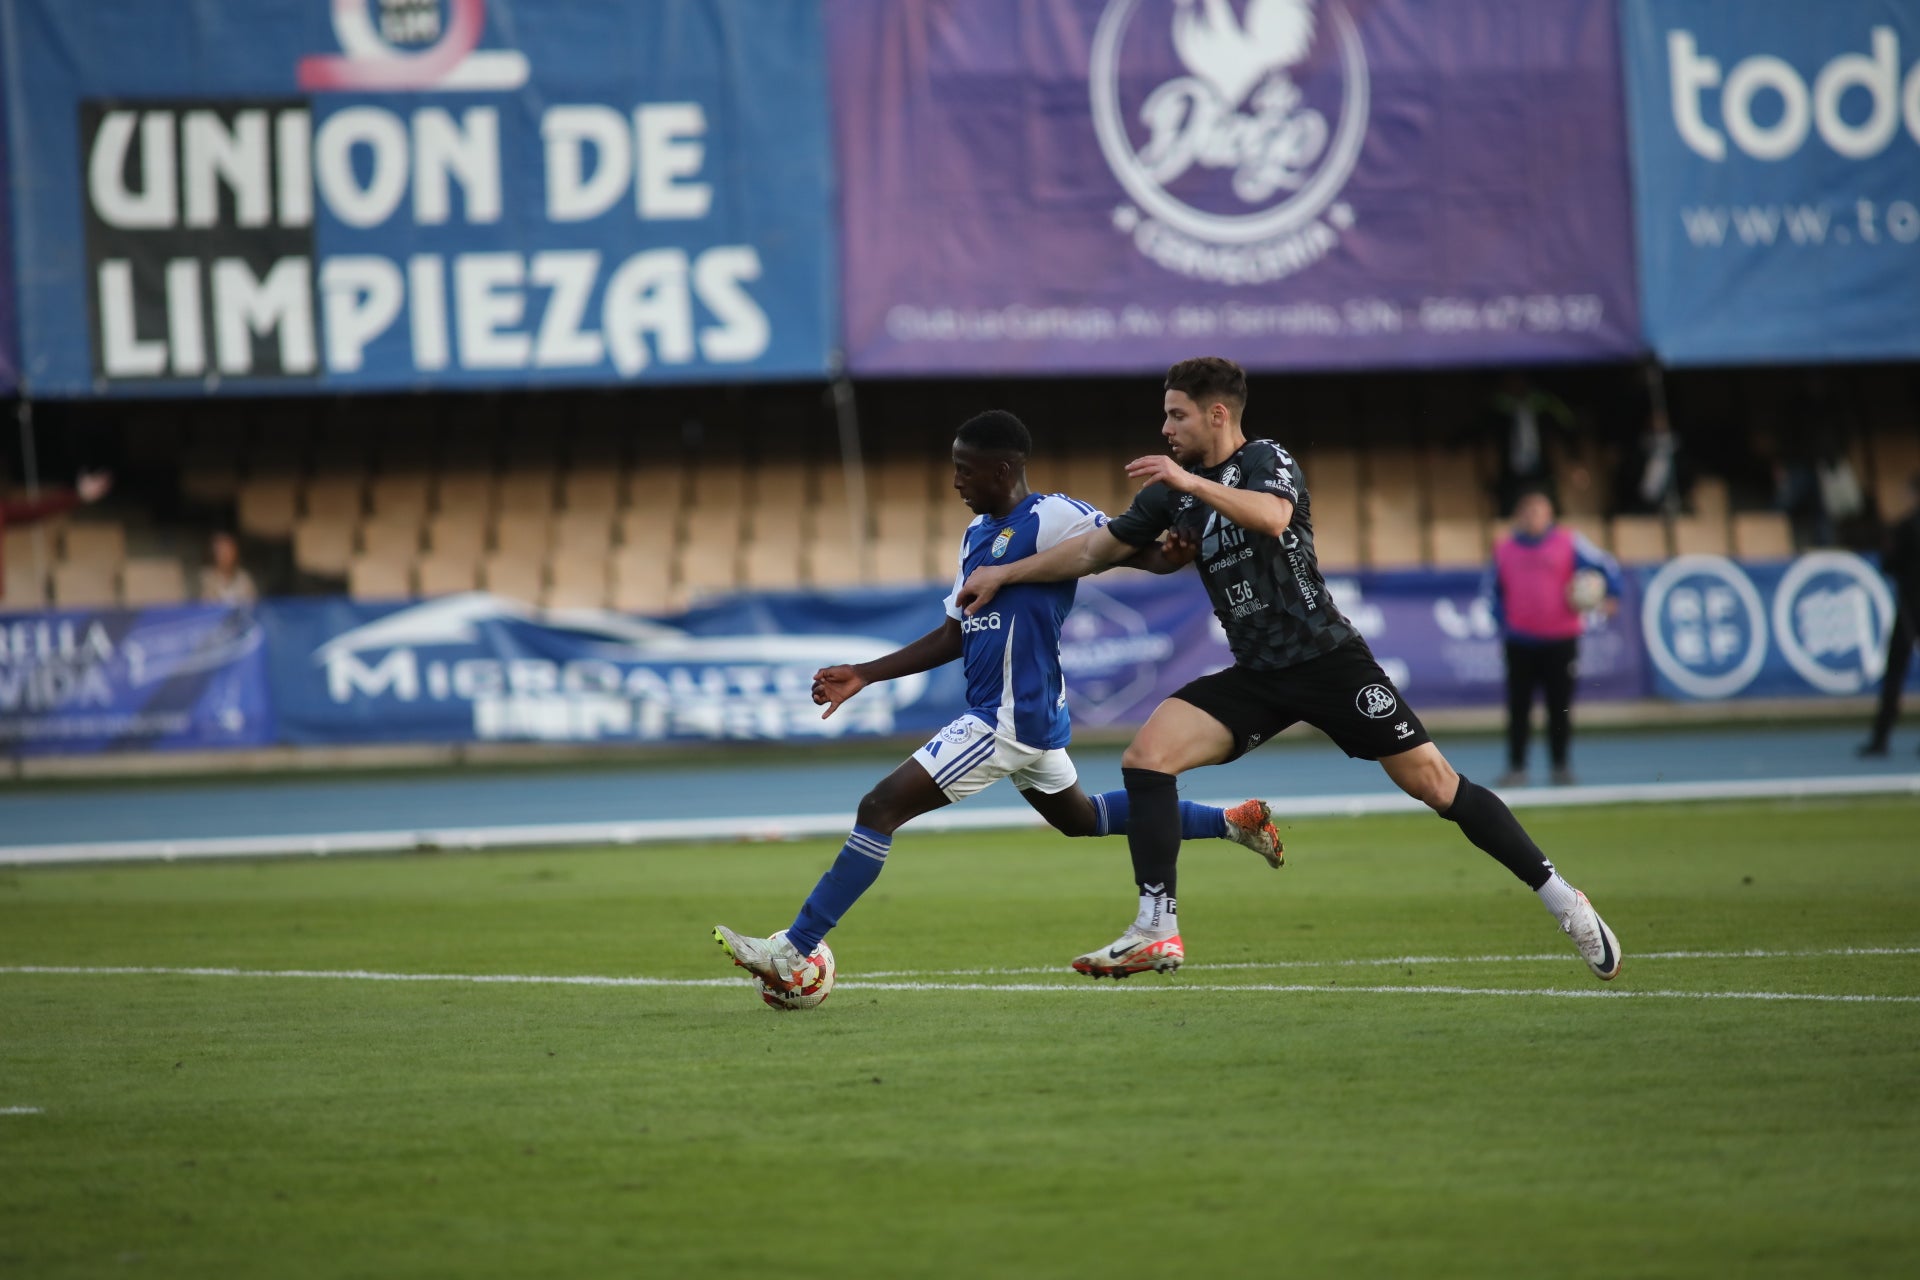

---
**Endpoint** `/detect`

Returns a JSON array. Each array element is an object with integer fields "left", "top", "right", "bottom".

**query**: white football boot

[
  {"left": 713, "top": 925, "right": 811, "bottom": 992},
  {"left": 1071, "top": 928, "right": 1185, "bottom": 979},
  {"left": 1559, "top": 891, "right": 1622, "bottom": 981},
  {"left": 1222, "top": 798, "right": 1283, "bottom": 869}
]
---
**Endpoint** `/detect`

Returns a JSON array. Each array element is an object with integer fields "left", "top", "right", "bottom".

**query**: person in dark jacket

[{"left": 1860, "top": 474, "right": 1920, "bottom": 757}]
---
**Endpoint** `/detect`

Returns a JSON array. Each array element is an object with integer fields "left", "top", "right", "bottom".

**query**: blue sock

[
  {"left": 1093, "top": 790, "right": 1225, "bottom": 840},
  {"left": 787, "top": 825, "right": 891, "bottom": 952}
]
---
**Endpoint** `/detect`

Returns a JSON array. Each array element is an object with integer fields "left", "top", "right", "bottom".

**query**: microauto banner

[
  {"left": 1621, "top": 0, "right": 1920, "bottom": 364},
  {"left": 830, "top": 0, "right": 1644, "bottom": 374},
  {"left": 0, "top": 0, "right": 836, "bottom": 395}
]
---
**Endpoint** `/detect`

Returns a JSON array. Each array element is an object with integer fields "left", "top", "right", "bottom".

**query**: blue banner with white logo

[
  {"left": 0, "top": 605, "right": 273, "bottom": 754},
  {"left": 1621, "top": 0, "right": 1920, "bottom": 364},
  {"left": 261, "top": 590, "right": 968, "bottom": 746},
  {"left": 0, "top": 0, "right": 835, "bottom": 395},
  {"left": 1637, "top": 552, "right": 1917, "bottom": 700}
]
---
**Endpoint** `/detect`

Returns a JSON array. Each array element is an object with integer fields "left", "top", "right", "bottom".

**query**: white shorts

[{"left": 911, "top": 713, "right": 1079, "bottom": 801}]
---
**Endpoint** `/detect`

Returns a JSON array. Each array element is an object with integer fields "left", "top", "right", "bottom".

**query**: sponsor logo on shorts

[
  {"left": 1356, "top": 683, "right": 1396, "bottom": 719},
  {"left": 940, "top": 720, "right": 972, "bottom": 744}
]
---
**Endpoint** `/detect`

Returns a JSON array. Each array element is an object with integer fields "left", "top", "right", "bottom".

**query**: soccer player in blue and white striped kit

[{"left": 714, "top": 410, "right": 1281, "bottom": 993}]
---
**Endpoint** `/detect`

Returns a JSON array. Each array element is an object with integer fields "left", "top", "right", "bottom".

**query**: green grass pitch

[{"left": 3, "top": 796, "right": 1918, "bottom": 1278}]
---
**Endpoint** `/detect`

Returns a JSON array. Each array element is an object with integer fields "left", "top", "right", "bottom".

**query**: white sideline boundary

[
  {"left": 2, "top": 959, "right": 1916, "bottom": 1005},
  {"left": 3, "top": 771, "right": 1917, "bottom": 867}
]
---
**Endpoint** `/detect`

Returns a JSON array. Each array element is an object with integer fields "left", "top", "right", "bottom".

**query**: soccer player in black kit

[{"left": 960, "top": 357, "right": 1621, "bottom": 982}]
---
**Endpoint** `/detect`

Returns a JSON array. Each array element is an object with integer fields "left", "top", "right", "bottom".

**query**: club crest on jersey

[
  {"left": 1219, "top": 463, "right": 1241, "bottom": 488},
  {"left": 1356, "top": 683, "right": 1397, "bottom": 719},
  {"left": 991, "top": 529, "right": 1015, "bottom": 558}
]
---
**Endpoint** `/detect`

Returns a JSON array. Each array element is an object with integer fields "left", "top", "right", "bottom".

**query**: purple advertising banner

[
  {"left": 831, "top": 0, "right": 1643, "bottom": 374},
  {"left": 1063, "top": 564, "right": 1646, "bottom": 727}
]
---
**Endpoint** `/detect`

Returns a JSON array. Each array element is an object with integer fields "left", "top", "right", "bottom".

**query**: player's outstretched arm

[
  {"left": 958, "top": 526, "right": 1134, "bottom": 615},
  {"left": 812, "top": 618, "right": 964, "bottom": 719},
  {"left": 1126, "top": 454, "right": 1293, "bottom": 537}
]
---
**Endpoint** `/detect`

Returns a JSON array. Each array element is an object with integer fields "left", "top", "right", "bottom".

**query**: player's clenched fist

[{"left": 811, "top": 664, "right": 867, "bottom": 719}]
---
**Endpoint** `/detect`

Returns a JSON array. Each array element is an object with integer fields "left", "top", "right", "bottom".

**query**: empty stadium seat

[
  {"left": 678, "top": 541, "right": 740, "bottom": 600},
  {"left": 237, "top": 475, "right": 299, "bottom": 537},
  {"left": 544, "top": 557, "right": 609, "bottom": 610},
  {"left": 359, "top": 519, "right": 422, "bottom": 561},
  {"left": 179, "top": 452, "right": 242, "bottom": 504},
  {"left": 495, "top": 468, "right": 558, "bottom": 515},
  {"left": 616, "top": 506, "right": 679, "bottom": 551},
  {"left": 1363, "top": 516, "right": 1423, "bottom": 570},
  {"left": 1312, "top": 508, "right": 1362, "bottom": 573},
  {"left": 1671, "top": 515, "right": 1731, "bottom": 556},
  {"left": 60, "top": 521, "right": 127, "bottom": 567},
  {"left": 873, "top": 496, "right": 932, "bottom": 542},
  {"left": 609, "top": 546, "right": 673, "bottom": 614},
  {"left": 426, "top": 512, "right": 487, "bottom": 560},
  {"left": 741, "top": 538, "right": 803, "bottom": 590},
  {"left": 481, "top": 554, "right": 545, "bottom": 603},
  {"left": 551, "top": 510, "right": 612, "bottom": 558},
  {"left": 559, "top": 467, "right": 623, "bottom": 512},
  {"left": 368, "top": 471, "right": 432, "bottom": 520},
  {"left": 1690, "top": 475, "right": 1730, "bottom": 518},
  {"left": 51, "top": 561, "right": 117, "bottom": 607},
  {"left": 416, "top": 553, "right": 479, "bottom": 597},
  {"left": 348, "top": 556, "right": 413, "bottom": 602},
  {"left": 2, "top": 567, "right": 49, "bottom": 610},
  {"left": 1428, "top": 518, "right": 1487, "bottom": 568},
  {"left": 304, "top": 472, "right": 365, "bottom": 521},
  {"left": 1425, "top": 451, "right": 1487, "bottom": 521},
  {"left": 120, "top": 556, "right": 188, "bottom": 606},
  {"left": 1731, "top": 512, "right": 1794, "bottom": 560},
  {"left": 435, "top": 470, "right": 493, "bottom": 516},
  {"left": 1610, "top": 515, "right": 1670, "bottom": 564},
  {"left": 492, "top": 510, "right": 555, "bottom": 555},
  {"left": 293, "top": 517, "right": 355, "bottom": 577},
  {"left": 872, "top": 538, "right": 938, "bottom": 585}
]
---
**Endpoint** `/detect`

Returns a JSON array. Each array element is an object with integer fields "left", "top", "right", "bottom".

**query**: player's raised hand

[
  {"left": 957, "top": 565, "right": 1007, "bottom": 616},
  {"left": 1125, "top": 453, "right": 1188, "bottom": 491},
  {"left": 811, "top": 664, "right": 867, "bottom": 719}
]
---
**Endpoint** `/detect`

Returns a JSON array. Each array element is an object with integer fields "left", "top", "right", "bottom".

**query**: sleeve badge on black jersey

[{"left": 1219, "top": 464, "right": 1241, "bottom": 487}]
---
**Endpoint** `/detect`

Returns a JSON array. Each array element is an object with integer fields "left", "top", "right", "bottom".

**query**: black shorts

[{"left": 1171, "top": 641, "right": 1433, "bottom": 762}]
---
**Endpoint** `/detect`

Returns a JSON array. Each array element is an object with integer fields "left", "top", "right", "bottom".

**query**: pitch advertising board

[
  {"left": 1622, "top": 0, "right": 1920, "bottom": 363},
  {"left": 0, "top": 0, "right": 836, "bottom": 395},
  {"left": 0, "top": 605, "right": 273, "bottom": 754},
  {"left": 830, "top": 0, "right": 1643, "bottom": 374}
]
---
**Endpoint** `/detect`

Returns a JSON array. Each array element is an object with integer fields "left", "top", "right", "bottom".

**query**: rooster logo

[
  {"left": 1171, "top": 0, "right": 1316, "bottom": 112},
  {"left": 1089, "top": 0, "right": 1369, "bottom": 281}
]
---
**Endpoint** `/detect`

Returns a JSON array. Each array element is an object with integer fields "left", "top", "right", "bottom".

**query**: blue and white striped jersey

[{"left": 942, "top": 492, "right": 1108, "bottom": 749}]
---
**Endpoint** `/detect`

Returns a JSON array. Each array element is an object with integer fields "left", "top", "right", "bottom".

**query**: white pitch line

[
  {"left": 858, "top": 944, "right": 1920, "bottom": 978},
  {"left": 1, "top": 1106, "right": 45, "bottom": 1115},
  {"left": 1, "top": 963, "right": 1915, "bottom": 1004}
]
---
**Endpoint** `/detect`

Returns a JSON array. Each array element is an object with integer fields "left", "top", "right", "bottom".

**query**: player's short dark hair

[
  {"left": 955, "top": 409, "right": 1032, "bottom": 458},
  {"left": 1513, "top": 482, "right": 1556, "bottom": 508},
  {"left": 1165, "top": 356, "right": 1248, "bottom": 416}
]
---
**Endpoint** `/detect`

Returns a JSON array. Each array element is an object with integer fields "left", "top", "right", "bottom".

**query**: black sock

[
  {"left": 1441, "top": 776, "right": 1554, "bottom": 889},
  {"left": 1122, "top": 767, "right": 1181, "bottom": 897}
]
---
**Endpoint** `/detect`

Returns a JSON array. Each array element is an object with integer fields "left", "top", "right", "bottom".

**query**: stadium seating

[
  {"left": 1731, "top": 512, "right": 1795, "bottom": 560},
  {"left": 348, "top": 555, "right": 412, "bottom": 602},
  {"left": 1610, "top": 516, "right": 1670, "bottom": 564},
  {"left": 120, "top": 556, "right": 188, "bottom": 605},
  {"left": 51, "top": 559, "right": 117, "bottom": 607},
  {"left": 1670, "top": 515, "right": 1731, "bottom": 556}
]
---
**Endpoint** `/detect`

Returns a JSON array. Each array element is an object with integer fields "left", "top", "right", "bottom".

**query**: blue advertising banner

[
  {"left": 831, "top": 0, "right": 1642, "bottom": 374},
  {"left": 258, "top": 569, "right": 1650, "bottom": 750},
  {"left": 1621, "top": 1, "right": 1920, "bottom": 364},
  {"left": 0, "top": 83, "right": 17, "bottom": 394},
  {"left": 261, "top": 591, "right": 967, "bottom": 746},
  {"left": 0, "top": 605, "right": 273, "bottom": 754},
  {"left": 1638, "top": 552, "right": 1919, "bottom": 700},
  {"left": 0, "top": 0, "right": 836, "bottom": 395}
]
